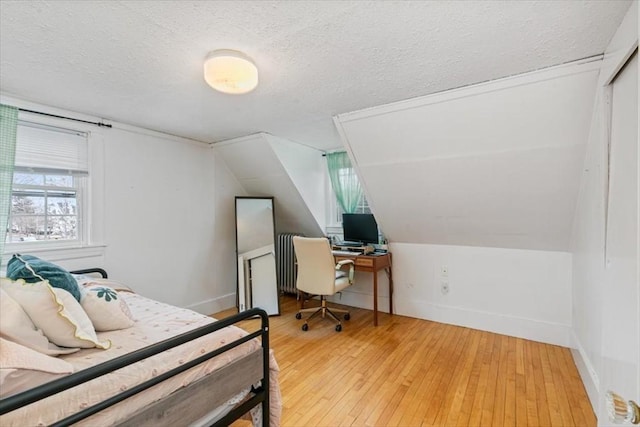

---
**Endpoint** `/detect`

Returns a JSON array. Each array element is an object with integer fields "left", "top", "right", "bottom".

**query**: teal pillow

[{"left": 6, "top": 254, "right": 82, "bottom": 302}]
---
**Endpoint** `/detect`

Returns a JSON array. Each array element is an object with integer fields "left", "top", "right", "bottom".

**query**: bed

[{"left": 0, "top": 266, "right": 281, "bottom": 427}]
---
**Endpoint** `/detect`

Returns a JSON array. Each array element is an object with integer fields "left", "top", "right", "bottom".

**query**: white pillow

[
  {"left": 1, "top": 278, "right": 111, "bottom": 349},
  {"left": 81, "top": 284, "right": 135, "bottom": 331},
  {"left": 0, "top": 337, "right": 74, "bottom": 397},
  {"left": 81, "top": 278, "right": 134, "bottom": 293},
  {"left": 71, "top": 273, "right": 93, "bottom": 287},
  {"left": 0, "top": 287, "right": 79, "bottom": 356}
]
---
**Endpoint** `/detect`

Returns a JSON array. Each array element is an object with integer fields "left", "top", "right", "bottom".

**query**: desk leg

[
  {"left": 373, "top": 271, "right": 379, "bottom": 326},
  {"left": 387, "top": 267, "right": 393, "bottom": 315}
]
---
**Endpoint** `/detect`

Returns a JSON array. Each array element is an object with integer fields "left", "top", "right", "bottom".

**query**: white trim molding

[
  {"left": 570, "top": 331, "right": 600, "bottom": 410},
  {"left": 186, "top": 293, "right": 236, "bottom": 316}
]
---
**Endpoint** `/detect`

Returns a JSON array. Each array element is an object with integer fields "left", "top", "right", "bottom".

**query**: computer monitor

[{"left": 342, "top": 213, "right": 379, "bottom": 245}]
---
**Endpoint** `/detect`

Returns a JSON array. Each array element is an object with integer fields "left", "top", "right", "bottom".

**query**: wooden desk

[{"left": 333, "top": 252, "right": 393, "bottom": 326}]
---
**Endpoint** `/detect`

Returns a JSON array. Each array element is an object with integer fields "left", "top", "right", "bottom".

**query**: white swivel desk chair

[{"left": 292, "top": 236, "right": 355, "bottom": 332}]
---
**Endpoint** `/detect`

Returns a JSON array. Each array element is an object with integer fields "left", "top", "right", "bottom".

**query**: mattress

[{"left": 1, "top": 292, "right": 281, "bottom": 426}]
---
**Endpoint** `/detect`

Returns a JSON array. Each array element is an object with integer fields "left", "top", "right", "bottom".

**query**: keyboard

[
  {"left": 332, "top": 250, "right": 361, "bottom": 256},
  {"left": 337, "top": 241, "right": 363, "bottom": 247}
]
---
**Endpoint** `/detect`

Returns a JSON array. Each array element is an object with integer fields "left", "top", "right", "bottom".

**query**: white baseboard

[
  {"left": 570, "top": 331, "right": 600, "bottom": 412},
  {"left": 186, "top": 293, "right": 236, "bottom": 316},
  {"left": 421, "top": 302, "right": 572, "bottom": 347},
  {"left": 327, "top": 289, "right": 391, "bottom": 313},
  {"left": 331, "top": 291, "right": 572, "bottom": 347}
]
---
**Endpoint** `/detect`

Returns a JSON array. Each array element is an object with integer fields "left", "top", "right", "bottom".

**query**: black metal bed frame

[{"left": 0, "top": 269, "right": 270, "bottom": 427}]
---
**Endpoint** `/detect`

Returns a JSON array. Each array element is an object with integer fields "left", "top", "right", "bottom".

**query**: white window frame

[
  {"left": 325, "top": 190, "right": 343, "bottom": 233},
  {"left": 4, "top": 120, "right": 90, "bottom": 253},
  {"left": 6, "top": 171, "right": 86, "bottom": 247}
]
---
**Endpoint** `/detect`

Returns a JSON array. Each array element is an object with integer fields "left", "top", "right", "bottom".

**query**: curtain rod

[
  {"left": 18, "top": 108, "right": 113, "bottom": 128},
  {"left": 321, "top": 150, "right": 346, "bottom": 157}
]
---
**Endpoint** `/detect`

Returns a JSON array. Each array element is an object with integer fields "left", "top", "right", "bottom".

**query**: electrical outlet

[
  {"left": 441, "top": 280, "right": 449, "bottom": 295},
  {"left": 441, "top": 265, "right": 449, "bottom": 276}
]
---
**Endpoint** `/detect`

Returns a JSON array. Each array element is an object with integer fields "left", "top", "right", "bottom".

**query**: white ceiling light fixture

[{"left": 203, "top": 49, "right": 258, "bottom": 95}]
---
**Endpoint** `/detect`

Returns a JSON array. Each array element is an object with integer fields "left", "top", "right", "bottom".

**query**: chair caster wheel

[
  {"left": 302, "top": 323, "right": 309, "bottom": 331},
  {"left": 295, "top": 312, "right": 302, "bottom": 320},
  {"left": 335, "top": 324, "right": 342, "bottom": 332},
  {"left": 344, "top": 313, "right": 350, "bottom": 321}
]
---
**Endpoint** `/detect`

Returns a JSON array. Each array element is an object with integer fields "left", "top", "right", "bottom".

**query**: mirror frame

[{"left": 234, "top": 196, "right": 280, "bottom": 316}]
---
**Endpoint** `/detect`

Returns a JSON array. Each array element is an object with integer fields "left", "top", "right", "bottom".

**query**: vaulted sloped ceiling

[
  {"left": 0, "top": 1, "right": 631, "bottom": 150},
  {"left": 213, "top": 133, "right": 325, "bottom": 238},
  {"left": 334, "top": 59, "right": 601, "bottom": 251}
]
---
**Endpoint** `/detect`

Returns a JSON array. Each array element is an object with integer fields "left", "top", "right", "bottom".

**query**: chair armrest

[
  {"left": 336, "top": 259, "right": 355, "bottom": 284},
  {"left": 335, "top": 259, "right": 355, "bottom": 268}
]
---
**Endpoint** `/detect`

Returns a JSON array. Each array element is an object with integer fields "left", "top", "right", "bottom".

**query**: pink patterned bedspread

[{"left": 1, "top": 292, "right": 281, "bottom": 426}]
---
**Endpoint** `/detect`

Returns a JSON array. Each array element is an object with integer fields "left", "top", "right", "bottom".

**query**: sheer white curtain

[{"left": 325, "top": 151, "right": 363, "bottom": 214}]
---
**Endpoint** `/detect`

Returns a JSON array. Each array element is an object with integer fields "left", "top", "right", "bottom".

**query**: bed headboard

[{"left": 69, "top": 268, "right": 108, "bottom": 279}]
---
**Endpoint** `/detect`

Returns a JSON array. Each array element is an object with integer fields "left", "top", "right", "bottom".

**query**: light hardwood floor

[{"left": 214, "top": 295, "right": 595, "bottom": 427}]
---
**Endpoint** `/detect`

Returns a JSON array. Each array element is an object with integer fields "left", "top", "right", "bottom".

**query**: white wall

[
  {"left": 267, "top": 134, "right": 327, "bottom": 232},
  {"left": 213, "top": 133, "right": 325, "bottom": 237},
  {"left": 570, "top": 2, "right": 638, "bottom": 415},
  {"left": 331, "top": 242, "right": 572, "bottom": 346},
  {"left": 102, "top": 124, "right": 243, "bottom": 314},
  {"left": 335, "top": 58, "right": 600, "bottom": 252},
  {"left": 570, "top": 89, "right": 608, "bottom": 407},
  {"left": 328, "top": 59, "right": 596, "bottom": 347},
  {"left": 0, "top": 95, "right": 243, "bottom": 315}
]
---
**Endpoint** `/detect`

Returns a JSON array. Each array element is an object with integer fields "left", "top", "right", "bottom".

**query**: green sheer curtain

[
  {"left": 0, "top": 104, "right": 18, "bottom": 265},
  {"left": 326, "top": 151, "right": 363, "bottom": 214}
]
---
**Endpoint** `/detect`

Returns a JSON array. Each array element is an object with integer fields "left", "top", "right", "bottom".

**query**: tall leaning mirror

[{"left": 235, "top": 196, "right": 280, "bottom": 315}]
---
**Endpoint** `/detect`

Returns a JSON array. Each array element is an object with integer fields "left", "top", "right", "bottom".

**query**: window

[
  {"left": 326, "top": 151, "right": 367, "bottom": 224},
  {"left": 335, "top": 187, "right": 371, "bottom": 223},
  {"left": 328, "top": 163, "right": 371, "bottom": 224},
  {"left": 5, "top": 121, "right": 88, "bottom": 247},
  {"left": 7, "top": 171, "right": 80, "bottom": 242}
]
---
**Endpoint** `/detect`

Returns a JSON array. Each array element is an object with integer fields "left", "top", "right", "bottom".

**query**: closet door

[{"left": 600, "top": 49, "right": 638, "bottom": 424}]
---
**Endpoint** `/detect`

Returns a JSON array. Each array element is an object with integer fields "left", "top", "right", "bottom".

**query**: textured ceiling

[{"left": 0, "top": 0, "right": 632, "bottom": 150}]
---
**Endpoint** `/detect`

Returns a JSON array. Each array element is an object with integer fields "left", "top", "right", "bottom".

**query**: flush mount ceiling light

[{"left": 203, "top": 50, "right": 258, "bottom": 95}]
